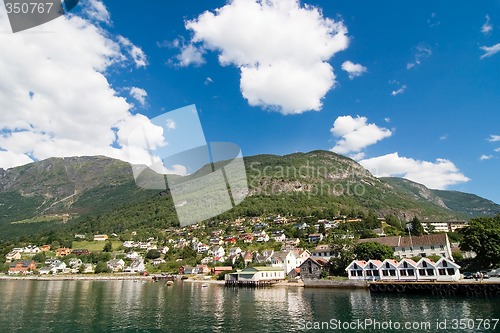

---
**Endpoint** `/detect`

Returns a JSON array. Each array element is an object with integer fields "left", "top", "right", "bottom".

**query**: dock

[{"left": 369, "top": 281, "right": 500, "bottom": 296}]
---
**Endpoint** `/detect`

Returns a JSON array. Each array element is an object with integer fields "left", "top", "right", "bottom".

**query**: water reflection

[{"left": 1, "top": 281, "right": 500, "bottom": 333}]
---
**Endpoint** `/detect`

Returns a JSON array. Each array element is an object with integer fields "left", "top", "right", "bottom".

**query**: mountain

[
  {"left": 382, "top": 177, "right": 500, "bottom": 218},
  {"left": 1, "top": 151, "right": 499, "bottom": 240}
]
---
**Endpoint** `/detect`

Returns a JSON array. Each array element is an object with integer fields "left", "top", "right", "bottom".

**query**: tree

[
  {"left": 146, "top": 249, "right": 161, "bottom": 260},
  {"left": 328, "top": 233, "right": 355, "bottom": 276},
  {"left": 459, "top": 215, "right": 500, "bottom": 268},
  {"left": 94, "top": 261, "right": 110, "bottom": 274},
  {"left": 103, "top": 241, "right": 113, "bottom": 253},
  {"left": 354, "top": 242, "right": 393, "bottom": 261},
  {"left": 410, "top": 216, "right": 425, "bottom": 236},
  {"left": 32, "top": 252, "right": 46, "bottom": 263}
]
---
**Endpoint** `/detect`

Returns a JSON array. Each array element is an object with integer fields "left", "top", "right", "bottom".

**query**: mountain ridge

[{"left": 0, "top": 151, "right": 498, "bottom": 240}]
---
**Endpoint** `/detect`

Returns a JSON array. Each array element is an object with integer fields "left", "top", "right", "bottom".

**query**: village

[{"left": 2, "top": 213, "right": 484, "bottom": 286}]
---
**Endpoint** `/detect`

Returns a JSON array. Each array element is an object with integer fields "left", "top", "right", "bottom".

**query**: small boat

[
  {"left": 201, "top": 284, "right": 208, "bottom": 288},
  {"left": 166, "top": 281, "right": 174, "bottom": 286}
]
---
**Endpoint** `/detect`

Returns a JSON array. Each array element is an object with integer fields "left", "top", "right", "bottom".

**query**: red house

[{"left": 8, "top": 260, "right": 36, "bottom": 275}]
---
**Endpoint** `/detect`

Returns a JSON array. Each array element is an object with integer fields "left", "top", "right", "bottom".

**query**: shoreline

[{"left": 0, "top": 274, "right": 153, "bottom": 281}]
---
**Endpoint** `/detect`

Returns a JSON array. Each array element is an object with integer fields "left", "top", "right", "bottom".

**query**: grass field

[{"left": 72, "top": 240, "right": 123, "bottom": 252}]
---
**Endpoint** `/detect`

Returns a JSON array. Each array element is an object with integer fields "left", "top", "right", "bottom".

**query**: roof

[
  {"left": 9, "top": 260, "right": 35, "bottom": 268},
  {"left": 399, "top": 234, "right": 448, "bottom": 247},
  {"left": 358, "top": 233, "right": 449, "bottom": 248}
]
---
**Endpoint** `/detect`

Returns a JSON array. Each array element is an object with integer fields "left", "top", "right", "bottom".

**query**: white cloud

[
  {"left": 488, "top": 135, "right": 500, "bottom": 142},
  {"left": 83, "top": 0, "right": 111, "bottom": 25},
  {"left": 0, "top": 7, "right": 164, "bottom": 169},
  {"left": 495, "top": 148, "right": 500, "bottom": 152},
  {"left": 117, "top": 35, "right": 148, "bottom": 68},
  {"left": 391, "top": 85, "right": 407, "bottom": 96},
  {"left": 184, "top": 0, "right": 349, "bottom": 114},
  {"left": 482, "top": 15, "right": 493, "bottom": 35},
  {"left": 166, "top": 119, "right": 176, "bottom": 130},
  {"left": 204, "top": 77, "right": 214, "bottom": 85},
  {"left": 359, "top": 153, "right": 470, "bottom": 190},
  {"left": 480, "top": 155, "right": 493, "bottom": 161},
  {"left": 0, "top": 151, "right": 34, "bottom": 170},
  {"left": 330, "top": 115, "right": 392, "bottom": 157},
  {"left": 439, "top": 134, "right": 448, "bottom": 141},
  {"left": 407, "top": 44, "right": 432, "bottom": 69},
  {"left": 129, "top": 87, "right": 147, "bottom": 107},
  {"left": 166, "top": 164, "right": 188, "bottom": 176},
  {"left": 480, "top": 43, "right": 500, "bottom": 59},
  {"left": 175, "top": 42, "right": 206, "bottom": 67},
  {"left": 341, "top": 61, "right": 367, "bottom": 79}
]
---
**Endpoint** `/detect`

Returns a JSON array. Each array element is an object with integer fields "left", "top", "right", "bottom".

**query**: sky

[{"left": 0, "top": 0, "right": 499, "bottom": 204}]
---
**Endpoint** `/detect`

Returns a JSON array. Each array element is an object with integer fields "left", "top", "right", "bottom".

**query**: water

[{"left": 1, "top": 280, "right": 499, "bottom": 332}]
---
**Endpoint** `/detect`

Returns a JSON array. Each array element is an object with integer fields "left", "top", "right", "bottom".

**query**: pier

[
  {"left": 225, "top": 280, "right": 280, "bottom": 288},
  {"left": 369, "top": 281, "right": 500, "bottom": 296}
]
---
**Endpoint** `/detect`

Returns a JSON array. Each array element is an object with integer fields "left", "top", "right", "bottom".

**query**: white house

[
  {"left": 126, "top": 252, "right": 141, "bottom": 260},
  {"left": 229, "top": 247, "right": 242, "bottom": 257},
  {"left": 358, "top": 234, "right": 454, "bottom": 260},
  {"left": 364, "top": 260, "right": 382, "bottom": 280},
  {"left": 380, "top": 259, "right": 399, "bottom": 281},
  {"left": 270, "top": 251, "right": 303, "bottom": 274},
  {"left": 225, "top": 266, "right": 285, "bottom": 283},
  {"left": 415, "top": 258, "right": 438, "bottom": 281},
  {"left": 209, "top": 245, "right": 225, "bottom": 259},
  {"left": 434, "top": 257, "right": 461, "bottom": 281},
  {"left": 124, "top": 259, "right": 145, "bottom": 273},
  {"left": 345, "top": 260, "right": 367, "bottom": 280},
  {"left": 346, "top": 258, "right": 460, "bottom": 282},
  {"left": 107, "top": 259, "right": 125, "bottom": 272},
  {"left": 397, "top": 258, "right": 418, "bottom": 281},
  {"left": 311, "top": 245, "right": 334, "bottom": 261}
]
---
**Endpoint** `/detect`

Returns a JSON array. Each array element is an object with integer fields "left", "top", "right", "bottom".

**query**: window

[
  {"left": 382, "top": 271, "right": 388, "bottom": 276},
  {"left": 402, "top": 248, "right": 406, "bottom": 252},
  {"left": 442, "top": 261, "right": 448, "bottom": 267},
  {"left": 440, "top": 245, "right": 444, "bottom": 250},
  {"left": 419, "top": 269, "right": 425, "bottom": 275},
  {"left": 427, "top": 269, "right": 434, "bottom": 276},
  {"left": 408, "top": 270, "right": 414, "bottom": 276},
  {"left": 403, "top": 262, "right": 408, "bottom": 268},
  {"left": 350, "top": 271, "right": 356, "bottom": 277},
  {"left": 422, "top": 262, "right": 427, "bottom": 268},
  {"left": 439, "top": 269, "right": 446, "bottom": 275},
  {"left": 447, "top": 268, "right": 454, "bottom": 275},
  {"left": 430, "top": 246, "right": 435, "bottom": 250},
  {"left": 420, "top": 246, "right": 424, "bottom": 251},
  {"left": 389, "top": 270, "right": 396, "bottom": 276},
  {"left": 386, "top": 262, "right": 390, "bottom": 268},
  {"left": 400, "top": 270, "right": 407, "bottom": 276},
  {"left": 357, "top": 270, "right": 363, "bottom": 276}
]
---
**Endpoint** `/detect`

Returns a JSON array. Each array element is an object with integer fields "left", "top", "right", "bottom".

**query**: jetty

[{"left": 368, "top": 281, "right": 500, "bottom": 296}]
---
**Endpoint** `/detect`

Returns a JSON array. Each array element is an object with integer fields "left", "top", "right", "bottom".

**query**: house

[
  {"left": 416, "top": 258, "right": 438, "bottom": 281},
  {"left": 211, "top": 266, "right": 233, "bottom": 276},
  {"left": 126, "top": 252, "right": 141, "bottom": 260},
  {"left": 229, "top": 247, "right": 242, "bottom": 257},
  {"left": 56, "top": 248, "right": 71, "bottom": 257},
  {"left": 5, "top": 250, "right": 22, "bottom": 262},
  {"left": 71, "top": 249, "right": 90, "bottom": 256},
  {"left": 82, "top": 263, "right": 94, "bottom": 274},
  {"left": 225, "top": 266, "right": 285, "bottom": 283},
  {"left": 107, "top": 259, "right": 125, "bottom": 272},
  {"left": 196, "top": 264, "right": 210, "bottom": 275},
  {"left": 242, "top": 251, "right": 254, "bottom": 266},
  {"left": 293, "top": 222, "right": 308, "bottom": 230},
  {"left": 40, "top": 245, "right": 51, "bottom": 252},
  {"left": 434, "top": 257, "right": 461, "bottom": 281},
  {"left": 346, "top": 260, "right": 367, "bottom": 280},
  {"left": 74, "top": 234, "right": 86, "bottom": 239},
  {"left": 311, "top": 245, "right": 334, "bottom": 261},
  {"left": 346, "top": 258, "right": 461, "bottom": 282},
  {"left": 152, "top": 258, "right": 165, "bottom": 266},
  {"left": 197, "top": 243, "right": 210, "bottom": 253},
  {"left": 358, "top": 234, "right": 454, "bottom": 260},
  {"left": 270, "top": 251, "right": 303, "bottom": 274},
  {"left": 68, "top": 258, "right": 83, "bottom": 269},
  {"left": 397, "top": 258, "right": 418, "bottom": 281},
  {"left": 380, "top": 259, "right": 399, "bottom": 281},
  {"left": 225, "top": 237, "right": 237, "bottom": 245},
  {"left": 209, "top": 246, "right": 225, "bottom": 258},
  {"left": 255, "top": 232, "right": 270, "bottom": 243},
  {"left": 239, "top": 233, "right": 254, "bottom": 243},
  {"left": 288, "top": 268, "right": 300, "bottom": 280},
  {"left": 271, "top": 231, "right": 286, "bottom": 242},
  {"left": 52, "top": 261, "right": 68, "bottom": 273},
  {"left": 8, "top": 260, "right": 36, "bottom": 275},
  {"left": 299, "top": 257, "right": 329, "bottom": 279},
  {"left": 94, "top": 234, "right": 109, "bottom": 241},
  {"left": 23, "top": 245, "right": 40, "bottom": 254},
  {"left": 364, "top": 260, "right": 383, "bottom": 280},
  {"left": 124, "top": 259, "right": 145, "bottom": 273},
  {"left": 308, "top": 233, "right": 324, "bottom": 243},
  {"left": 179, "top": 265, "right": 198, "bottom": 275},
  {"left": 39, "top": 266, "right": 54, "bottom": 275}
]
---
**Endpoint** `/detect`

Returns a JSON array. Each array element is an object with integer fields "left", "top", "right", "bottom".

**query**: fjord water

[{"left": 1, "top": 280, "right": 499, "bottom": 333}]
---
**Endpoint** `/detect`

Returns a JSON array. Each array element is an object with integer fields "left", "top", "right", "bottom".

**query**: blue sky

[{"left": 0, "top": 0, "right": 499, "bottom": 204}]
